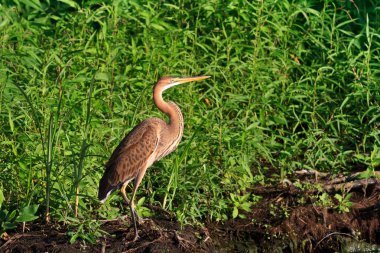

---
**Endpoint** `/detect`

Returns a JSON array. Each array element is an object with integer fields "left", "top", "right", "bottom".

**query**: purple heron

[{"left": 98, "top": 76, "right": 210, "bottom": 241}]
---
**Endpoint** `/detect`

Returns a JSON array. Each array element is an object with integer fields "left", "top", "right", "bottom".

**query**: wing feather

[{"left": 98, "top": 120, "right": 160, "bottom": 201}]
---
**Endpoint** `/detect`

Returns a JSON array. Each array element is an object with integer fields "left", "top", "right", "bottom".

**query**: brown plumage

[{"left": 98, "top": 76, "right": 210, "bottom": 241}]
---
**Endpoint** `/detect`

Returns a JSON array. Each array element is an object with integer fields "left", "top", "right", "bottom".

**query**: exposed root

[
  {"left": 295, "top": 169, "right": 329, "bottom": 180},
  {"left": 314, "top": 232, "right": 355, "bottom": 251},
  {"left": 172, "top": 231, "right": 194, "bottom": 252},
  {"left": 123, "top": 235, "right": 163, "bottom": 253},
  {"left": 324, "top": 178, "right": 379, "bottom": 193},
  {"left": 294, "top": 170, "right": 380, "bottom": 193}
]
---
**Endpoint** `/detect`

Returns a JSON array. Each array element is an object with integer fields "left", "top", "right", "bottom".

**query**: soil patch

[{"left": 1, "top": 173, "right": 379, "bottom": 252}]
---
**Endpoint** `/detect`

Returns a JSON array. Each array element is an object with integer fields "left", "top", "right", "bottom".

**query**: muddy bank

[{"left": 1, "top": 173, "right": 379, "bottom": 252}]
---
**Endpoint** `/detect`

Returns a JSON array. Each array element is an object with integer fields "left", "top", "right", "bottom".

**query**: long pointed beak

[{"left": 173, "top": 76, "right": 211, "bottom": 85}]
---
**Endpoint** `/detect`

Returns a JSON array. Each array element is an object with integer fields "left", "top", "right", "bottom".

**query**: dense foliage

[{"left": 0, "top": 0, "right": 379, "bottom": 231}]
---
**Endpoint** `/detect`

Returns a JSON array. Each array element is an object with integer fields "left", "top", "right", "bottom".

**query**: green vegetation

[{"left": 0, "top": 0, "right": 379, "bottom": 241}]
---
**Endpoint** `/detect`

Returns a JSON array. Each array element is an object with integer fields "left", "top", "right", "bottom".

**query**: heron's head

[{"left": 155, "top": 76, "right": 210, "bottom": 92}]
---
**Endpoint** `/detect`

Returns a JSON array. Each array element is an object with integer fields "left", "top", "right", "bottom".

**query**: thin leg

[
  {"left": 130, "top": 191, "right": 139, "bottom": 241},
  {"left": 120, "top": 180, "right": 144, "bottom": 225},
  {"left": 120, "top": 183, "right": 130, "bottom": 205},
  {"left": 120, "top": 183, "right": 132, "bottom": 221},
  {"left": 122, "top": 182, "right": 143, "bottom": 222},
  {"left": 129, "top": 168, "right": 148, "bottom": 241}
]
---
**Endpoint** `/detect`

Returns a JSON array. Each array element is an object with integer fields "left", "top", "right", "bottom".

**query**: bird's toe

[{"left": 133, "top": 233, "right": 140, "bottom": 242}]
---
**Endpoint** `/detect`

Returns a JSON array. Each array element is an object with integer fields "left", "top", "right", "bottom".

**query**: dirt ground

[{"left": 1, "top": 172, "right": 380, "bottom": 253}]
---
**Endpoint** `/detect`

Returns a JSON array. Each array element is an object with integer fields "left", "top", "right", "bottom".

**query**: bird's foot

[
  {"left": 133, "top": 233, "right": 140, "bottom": 242},
  {"left": 174, "top": 231, "right": 194, "bottom": 250},
  {"left": 124, "top": 233, "right": 140, "bottom": 244}
]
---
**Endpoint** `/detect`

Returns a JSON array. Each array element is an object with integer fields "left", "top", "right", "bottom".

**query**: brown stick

[
  {"left": 295, "top": 169, "right": 329, "bottom": 178},
  {"left": 74, "top": 186, "right": 80, "bottom": 218},
  {"left": 323, "top": 178, "right": 379, "bottom": 193}
]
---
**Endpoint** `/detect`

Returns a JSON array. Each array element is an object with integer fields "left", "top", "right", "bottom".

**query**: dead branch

[{"left": 324, "top": 178, "right": 379, "bottom": 193}]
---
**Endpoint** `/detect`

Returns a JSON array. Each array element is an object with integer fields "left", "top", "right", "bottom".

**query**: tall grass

[{"left": 0, "top": 0, "right": 379, "bottom": 228}]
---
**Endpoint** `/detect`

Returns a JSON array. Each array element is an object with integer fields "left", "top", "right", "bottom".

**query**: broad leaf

[{"left": 15, "top": 205, "right": 39, "bottom": 222}]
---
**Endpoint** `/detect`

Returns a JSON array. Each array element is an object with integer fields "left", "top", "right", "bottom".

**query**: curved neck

[{"left": 153, "top": 87, "right": 183, "bottom": 128}]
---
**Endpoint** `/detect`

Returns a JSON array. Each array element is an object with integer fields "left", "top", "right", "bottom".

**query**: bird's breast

[{"left": 155, "top": 126, "right": 183, "bottom": 160}]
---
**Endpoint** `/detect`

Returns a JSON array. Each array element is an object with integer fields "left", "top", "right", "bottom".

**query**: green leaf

[
  {"left": 58, "top": 0, "right": 80, "bottom": 9},
  {"left": 344, "top": 193, "right": 353, "bottom": 203},
  {"left": 15, "top": 205, "right": 39, "bottom": 222},
  {"left": 20, "top": 0, "right": 43, "bottom": 11},
  {"left": 373, "top": 159, "right": 380, "bottom": 169},
  {"left": 358, "top": 168, "right": 374, "bottom": 179},
  {"left": 8, "top": 210, "right": 17, "bottom": 220},
  {"left": 2, "top": 221, "right": 17, "bottom": 230},
  {"left": 94, "top": 72, "right": 109, "bottom": 81},
  {"left": 0, "top": 188, "right": 4, "bottom": 208},
  {"left": 232, "top": 207, "right": 238, "bottom": 219},
  {"left": 151, "top": 23, "right": 165, "bottom": 31},
  {"left": 240, "top": 202, "right": 252, "bottom": 212},
  {"left": 7, "top": 108, "right": 14, "bottom": 133},
  {"left": 137, "top": 197, "right": 145, "bottom": 206},
  {"left": 334, "top": 194, "right": 343, "bottom": 202},
  {"left": 69, "top": 233, "right": 79, "bottom": 244}
]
